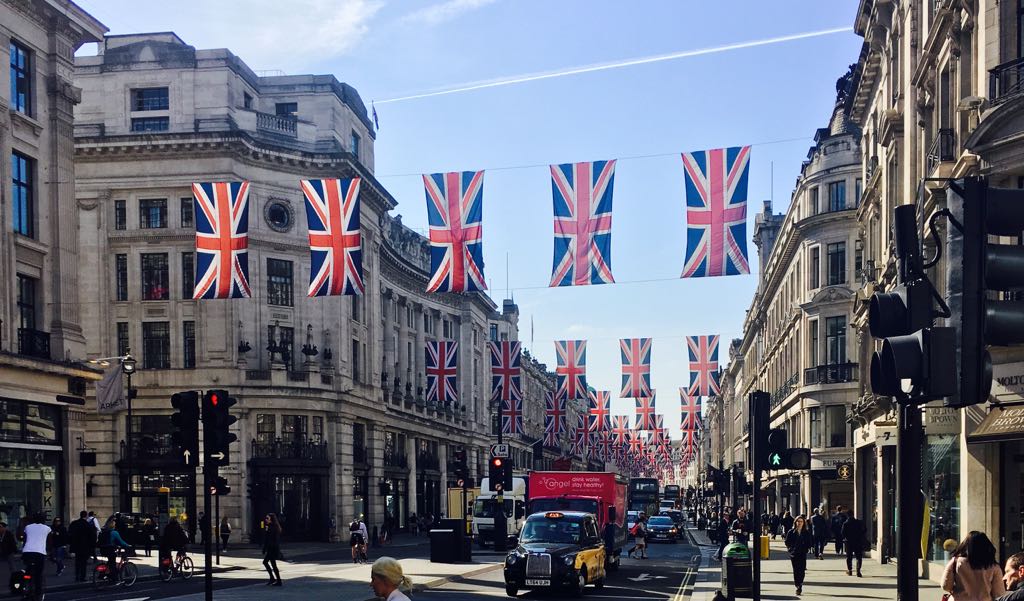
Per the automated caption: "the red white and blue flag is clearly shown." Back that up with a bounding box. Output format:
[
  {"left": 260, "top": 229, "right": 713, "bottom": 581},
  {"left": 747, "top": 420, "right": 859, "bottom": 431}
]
[
  {"left": 612, "top": 416, "right": 630, "bottom": 446},
  {"left": 687, "top": 335, "right": 721, "bottom": 396},
  {"left": 192, "top": 182, "right": 251, "bottom": 299},
  {"left": 550, "top": 160, "right": 616, "bottom": 286},
  {"left": 544, "top": 391, "right": 566, "bottom": 447},
  {"left": 680, "top": 146, "right": 751, "bottom": 278},
  {"left": 502, "top": 395, "right": 524, "bottom": 435},
  {"left": 300, "top": 178, "right": 364, "bottom": 297},
  {"left": 425, "top": 340, "right": 458, "bottom": 404},
  {"left": 555, "top": 340, "right": 587, "bottom": 401},
  {"left": 620, "top": 337, "right": 653, "bottom": 398},
  {"left": 570, "top": 426, "right": 586, "bottom": 457},
  {"left": 680, "top": 387, "right": 703, "bottom": 431},
  {"left": 489, "top": 341, "right": 522, "bottom": 403},
  {"left": 651, "top": 414, "right": 666, "bottom": 444},
  {"left": 635, "top": 394, "right": 657, "bottom": 431},
  {"left": 587, "top": 390, "right": 611, "bottom": 432},
  {"left": 423, "top": 171, "right": 486, "bottom": 293}
]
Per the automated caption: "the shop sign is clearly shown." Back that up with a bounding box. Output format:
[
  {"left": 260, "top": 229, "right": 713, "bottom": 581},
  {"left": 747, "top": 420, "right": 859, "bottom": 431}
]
[
  {"left": 967, "top": 405, "right": 1024, "bottom": 444},
  {"left": 925, "top": 406, "right": 960, "bottom": 436},
  {"left": 811, "top": 454, "right": 853, "bottom": 471},
  {"left": 875, "top": 425, "right": 897, "bottom": 447},
  {"left": 992, "top": 362, "right": 1024, "bottom": 402},
  {"left": 836, "top": 462, "right": 854, "bottom": 481}
]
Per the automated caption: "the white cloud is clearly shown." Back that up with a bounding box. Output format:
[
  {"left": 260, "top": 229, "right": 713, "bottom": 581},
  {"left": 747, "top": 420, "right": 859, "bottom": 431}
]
[{"left": 399, "top": 0, "right": 497, "bottom": 27}]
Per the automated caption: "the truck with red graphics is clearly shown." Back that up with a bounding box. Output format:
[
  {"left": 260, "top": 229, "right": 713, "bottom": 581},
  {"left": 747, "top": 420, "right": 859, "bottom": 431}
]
[{"left": 526, "top": 471, "right": 627, "bottom": 570}]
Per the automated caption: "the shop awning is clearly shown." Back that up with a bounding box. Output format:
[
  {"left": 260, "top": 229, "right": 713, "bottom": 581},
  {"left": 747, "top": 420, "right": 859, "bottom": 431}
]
[{"left": 967, "top": 405, "right": 1024, "bottom": 444}]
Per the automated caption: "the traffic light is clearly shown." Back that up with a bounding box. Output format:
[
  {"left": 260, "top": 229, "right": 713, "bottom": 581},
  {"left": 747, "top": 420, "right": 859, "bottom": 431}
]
[
  {"left": 210, "top": 475, "right": 230, "bottom": 496},
  {"left": 453, "top": 446, "right": 468, "bottom": 481},
  {"left": 765, "top": 429, "right": 787, "bottom": 470},
  {"left": 202, "top": 389, "right": 237, "bottom": 467},
  {"left": 947, "top": 177, "right": 1024, "bottom": 407},
  {"left": 869, "top": 204, "right": 957, "bottom": 400},
  {"left": 488, "top": 456, "right": 504, "bottom": 492},
  {"left": 170, "top": 391, "right": 200, "bottom": 467}
]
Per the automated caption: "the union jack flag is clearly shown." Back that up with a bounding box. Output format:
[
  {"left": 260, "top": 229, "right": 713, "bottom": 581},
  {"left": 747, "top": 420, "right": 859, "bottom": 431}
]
[
  {"left": 488, "top": 341, "right": 521, "bottom": 402},
  {"left": 651, "top": 414, "right": 666, "bottom": 444},
  {"left": 588, "top": 390, "right": 611, "bottom": 432},
  {"left": 192, "top": 182, "right": 251, "bottom": 299},
  {"left": 598, "top": 431, "right": 613, "bottom": 461},
  {"left": 620, "top": 338, "right": 652, "bottom": 398},
  {"left": 502, "top": 395, "right": 523, "bottom": 435},
  {"left": 300, "top": 178, "right": 364, "bottom": 297},
  {"left": 680, "top": 389, "right": 702, "bottom": 431},
  {"left": 544, "top": 391, "right": 566, "bottom": 447},
  {"left": 680, "top": 146, "right": 751, "bottom": 278},
  {"left": 550, "top": 160, "right": 616, "bottom": 286},
  {"left": 612, "top": 415, "right": 630, "bottom": 446},
  {"left": 687, "top": 335, "right": 721, "bottom": 396},
  {"left": 570, "top": 426, "right": 585, "bottom": 456},
  {"left": 628, "top": 428, "right": 644, "bottom": 454},
  {"left": 555, "top": 340, "right": 587, "bottom": 401},
  {"left": 425, "top": 340, "right": 458, "bottom": 404},
  {"left": 635, "top": 394, "right": 657, "bottom": 430},
  {"left": 423, "top": 171, "right": 486, "bottom": 293}
]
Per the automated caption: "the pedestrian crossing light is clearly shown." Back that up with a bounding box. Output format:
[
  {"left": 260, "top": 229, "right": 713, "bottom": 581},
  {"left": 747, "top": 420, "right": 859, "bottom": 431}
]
[
  {"left": 170, "top": 391, "right": 200, "bottom": 468},
  {"left": 202, "top": 389, "right": 237, "bottom": 466}
]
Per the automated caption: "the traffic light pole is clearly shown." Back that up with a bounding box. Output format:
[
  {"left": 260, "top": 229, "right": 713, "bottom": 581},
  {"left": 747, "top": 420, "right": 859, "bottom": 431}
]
[
  {"left": 494, "top": 418, "right": 507, "bottom": 553},
  {"left": 204, "top": 465, "right": 213, "bottom": 601},
  {"left": 896, "top": 398, "right": 922, "bottom": 601},
  {"left": 749, "top": 391, "right": 769, "bottom": 601}
]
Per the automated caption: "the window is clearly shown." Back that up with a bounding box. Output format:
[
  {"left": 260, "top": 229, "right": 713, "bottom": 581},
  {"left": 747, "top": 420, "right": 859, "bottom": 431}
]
[
  {"left": 351, "top": 131, "right": 360, "bottom": 157},
  {"left": 115, "top": 200, "right": 127, "bottom": 230},
  {"left": 809, "top": 187, "right": 819, "bottom": 215},
  {"left": 826, "top": 405, "right": 847, "bottom": 447},
  {"left": 12, "top": 152, "right": 33, "bottom": 237},
  {"left": 826, "top": 316, "right": 847, "bottom": 364},
  {"left": 279, "top": 326, "right": 294, "bottom": 366},
  {"left": 352, "top": 295, "right": 362, "bottom": 323},
  {"left": 0, "top": 400, "right": 59, "bottom": 444},
  {"left": 424, "top": 314, "right": 434, "bottom": 335},
  {"left": 281, "top": 415, "right": 308, "bottom": 444},
  {"left": 352, "top": 339, "right": 361, "bottom": 382},
  {"left": 473, "top": 358, "right": 479, "bottom": 386},
  {"left": 275, "top": 102, "right": 297, "bottom": 117},
  {"left": 132, "top": 87, "right": 169, "bottom": 111},
  {"left": 267, "top": 259, "right": 294, "bottom": 306},
  {"left": 117, "top": 322, "right": 130, "bottom": 357},
  {"left": 827, "top": 242, "right": 846, "bottom": 285},
  {"left": 131, "top": 117, "right": 169, "bottom": 132},
  {"left": 443, "top": 319, "right": 452, "bottom": 339},
  {"left": 312, "top": 416, "right": 324, "bottom": 443},
  {"left": 855, "top": 240, "right": 863, "bottom": 277},
  {"left": 809, "top": 247, "right": 820, "bottom": 289},
  {"left": 141, "top": 253, "right": 169, "bottom": 300},
  {"left": 809, "top": 320, "right": 819, "bottom": 366},
  {"left": 489, "top": 324, "right": 498, "bottom": 341},
  {"left": 181, "top": 252, "right": 194, "bottom": 299},
  {"left": 353, "top": 422, "right": 366, "bottom": 450},
  {"left": 139, "top": 199, "right": 167, "bottom": 228},
  {"left": 407, "top": 305, "right": 414, "bottom": 328},
  {"left": 183, "top": 321, "right": 196, "bottom": 368},
  {"left": 142, "top": 322, "right": 171, "bottom": 369},
  {"left": 828, "top": 181, "right": 846, "bottom": 211},
  {"left": 809, "top": 407, "right": 822, "bottom": 448},
  {"left": 180, "top": 198, "right": 193, "bottom": 228},
  {"left": 855, "top": 179, "right": 862, "bottom": 207},
  {"left": 243, "top": 92, "right": 253, "bottom": 109},
  {"left": 16, "top": 275, "right": 36, "bottom": 331},
  {"left": 115, "top": 254, "right": 128, "bottom": 301},
  {"left": 9, "top": 41, "right": 31, "bottom": 115},
  {"left": 256, "top": 414, "right": 276, "bottom": 444}
]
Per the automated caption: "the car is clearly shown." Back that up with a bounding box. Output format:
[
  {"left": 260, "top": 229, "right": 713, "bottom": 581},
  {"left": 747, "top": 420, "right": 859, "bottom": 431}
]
[
  {"left": 626, "top": 510, "right": 640, "bottom": 537},
  {"left": 503, "top": 511, "right": 607, "bottom": 598},
  {"left": 660, "top": 510, "right": 685, "bottom": 529},
  {"left": 645, "top": 515, "right": 680, "bottom": 543}
]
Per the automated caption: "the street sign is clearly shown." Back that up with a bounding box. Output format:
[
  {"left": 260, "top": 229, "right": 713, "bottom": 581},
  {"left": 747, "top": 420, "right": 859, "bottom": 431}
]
[{"left": 490, "top": 443, "right": 509, "bottom": 458}]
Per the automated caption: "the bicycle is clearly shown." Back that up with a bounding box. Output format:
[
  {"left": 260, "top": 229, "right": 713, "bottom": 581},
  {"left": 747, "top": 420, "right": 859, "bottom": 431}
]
[
  {"left": 92, "top": 548, "right": 138, "bottom": 589},
  {"left": 16, "top": 553, "right": 46, "bottom": 601},
  {"left": 160, "top": 552, "right": 194, "bottom": 582}
]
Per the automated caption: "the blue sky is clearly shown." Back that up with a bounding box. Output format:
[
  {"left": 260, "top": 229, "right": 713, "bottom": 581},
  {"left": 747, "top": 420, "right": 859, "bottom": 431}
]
[{"left": 76, "top": 0, "right": 864, "bottom": 440}]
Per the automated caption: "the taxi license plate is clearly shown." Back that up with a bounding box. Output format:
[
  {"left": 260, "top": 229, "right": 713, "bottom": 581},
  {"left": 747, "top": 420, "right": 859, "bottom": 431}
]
[{"left": 525, "top": 579, "right": 550, "bottom": 586}]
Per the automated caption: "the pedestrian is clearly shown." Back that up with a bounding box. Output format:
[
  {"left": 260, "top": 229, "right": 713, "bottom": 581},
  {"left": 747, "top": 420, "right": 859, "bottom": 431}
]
[
  {"left": 21, "top": 513, "right": 52, "bottom": 597},
  {"left": 198, "top": 511, "right": 209, "bottom": 546},
  {"left": 369, "top": 556, "right": 413, "bottom": 601},
  {"left": 781, "top": 510, "right": 794, "bottom": 535},
  {"left": 262, "top": 513, "right": 283, "bottom": 586},
  {"left": 0, "top": 522, "right": 16, "bottom": 572},
  {"left": 350, "top": 519, "right": 366, "bottom": 563},
  {"left": 408, "top": 513, "right": 418, "bottom": 536},
  {"left": 730, "top": 508, "right": 752, "bottom": 547},
  {"left": 143, "top": 517, "right": 158, "bottom": 557},
  {"left": 810, "top": 508, "right": 829, "bottom": 559},
  {"left": 831, "top": 506, "right": 847, "bottom": 556},
  {"left": 628, "top": 513, "right": 648, "bottom": 559},
  {"left": 50, "top": 516, "right": 68, "bottom": 576},
  {"left": 713, "top": 510, "right": 730, "bottom": 560},
  {"left": 760, "top": 510, "right": 770, "bottom": 536},
  {"left": 68, "top": 511, "right": 93, "bottom": 582},
  {"left": 785, "top": 514, "right": 813, "bottom": 596},
  {"left": 220, "top": 517, "right": 231, "bottom": 552},
  {"left": 87, "top": 511, "right": 101, "bottom": 560},
  {"left": 769, "top": 513, "right": 781, "bottom": 540},
  {"left": 997, "top": 551, "right": 1024, "bottom": 600},
  {"left": 841, "top": 507, "right": 867, "bottom": 577},
  {"left": 158, "top": 519, "right": 188, "bottom": 566},
  {"left": 942, "top": 531, "right": 1005, "bottom": 601}
]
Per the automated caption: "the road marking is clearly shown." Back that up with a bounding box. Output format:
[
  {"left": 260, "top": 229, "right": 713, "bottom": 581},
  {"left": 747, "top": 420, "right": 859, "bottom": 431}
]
[{"left": 628, "top": 572, "right": 669, "bottom": 582}]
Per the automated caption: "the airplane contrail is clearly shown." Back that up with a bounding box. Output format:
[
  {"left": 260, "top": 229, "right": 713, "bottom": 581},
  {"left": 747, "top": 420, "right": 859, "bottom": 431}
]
[{"left": 375, "top": 26, "right": 852, "bottom": 104}]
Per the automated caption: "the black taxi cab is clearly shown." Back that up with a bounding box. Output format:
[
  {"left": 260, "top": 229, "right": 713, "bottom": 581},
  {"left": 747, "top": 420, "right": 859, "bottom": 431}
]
[{"left": 503, "top": 511, "right": 606, "bottom": 597}]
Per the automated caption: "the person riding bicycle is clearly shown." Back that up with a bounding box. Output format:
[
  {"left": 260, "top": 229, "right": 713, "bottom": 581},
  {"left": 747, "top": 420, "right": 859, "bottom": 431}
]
[
  {"left": 98, "top": 520, "right": 130, "bottom": 577},
  {"left": 159, "top": 519, "right": 188, "bottom": 564},
  {"left": 21, "top": 513, "right": 52, "bottom": 598}
]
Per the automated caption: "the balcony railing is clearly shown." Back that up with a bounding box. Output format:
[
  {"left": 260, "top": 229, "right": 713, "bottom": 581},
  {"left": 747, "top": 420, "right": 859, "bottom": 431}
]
[
  {"left": 384, "top": 452, "right": 408, "bottom": 469},
  {"left": 256, "top": 111, "right": 297, "bottom": 136},
  {"left": 770, "top": 373, "right": 799, "bottom": 408},
  {"left": 926, "top": 128, "right": 956, "bottom": 173},
  {"left": 251, "top": 438, "right": 328, "bottom": 461},
  {"left": 120, "top": 436, "right": 174, "bottom": 461},
  {"left": 990, "top": 57, "right": 1024, "bottom": 105},
  {"left": 417, "top": 453, "right": 440, "bottom": 470},
  {"left": 17, "top": 328, "right": 51, "bottom": 360},
  {"left": 804, "top": 362, "right": 859, "bottom": 385}
]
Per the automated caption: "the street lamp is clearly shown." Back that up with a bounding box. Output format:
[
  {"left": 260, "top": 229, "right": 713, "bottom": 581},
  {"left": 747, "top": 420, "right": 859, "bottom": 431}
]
[{"left": 121, "top": 353, "right": 137, "bottom": 512}]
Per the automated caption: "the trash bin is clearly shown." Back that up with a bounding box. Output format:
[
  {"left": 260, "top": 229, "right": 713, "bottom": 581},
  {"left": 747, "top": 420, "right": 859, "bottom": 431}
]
[
  {"left": 720, "top": 542, "right": 752, "bottom": 599},
  {"left": 759, "top": 535, "right": 770, "bottom": 559},
  {"left": 429, "top": 529, "right": 456, "bottom": 563}
]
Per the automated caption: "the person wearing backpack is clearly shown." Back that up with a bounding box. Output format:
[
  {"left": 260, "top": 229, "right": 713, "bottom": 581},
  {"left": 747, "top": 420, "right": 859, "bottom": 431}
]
[{"left": 98, "top": 519, "right": 130, "bottom": 577}]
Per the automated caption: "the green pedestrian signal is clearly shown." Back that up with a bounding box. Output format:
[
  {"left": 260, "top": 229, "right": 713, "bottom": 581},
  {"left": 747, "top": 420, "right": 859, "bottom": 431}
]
[{"left": 770, "top": 453, "right": 782, "bottom": 467}]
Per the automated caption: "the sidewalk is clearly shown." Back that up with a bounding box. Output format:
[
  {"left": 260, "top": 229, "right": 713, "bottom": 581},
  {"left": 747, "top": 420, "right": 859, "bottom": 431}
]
[{"left": 687, "top": 528, "right": 944, "bottom": 600}]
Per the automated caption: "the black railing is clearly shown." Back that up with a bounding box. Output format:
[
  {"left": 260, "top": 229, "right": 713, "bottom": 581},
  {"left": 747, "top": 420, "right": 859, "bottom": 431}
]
[
  {"left": 17, "top": 328, "right": 50, "bottom": 360},
  {"left": 990, "top": 57, "right": 1024, "bottom": 105},
  {"left": 251, "top": 438, "right": 328, "bottom": 461},
  {"left": 418, "top": 453, "right": 440, "bottom": 470},
  {"left": 121, "top": 437, "right": 174, "bottom": 461},
  {"left": 770, "top": 373, "right": 799, "bottom": 408},
  {"left": 804, "top": 362, "right": 859, "bottom": 385},
  {"left": 353, "top": 445, "right": 368, "bottom": 464},
  {"left": 926, "top": 128, "right": 956, "bottom": 173},
  {"left": 384, "top": 452, "right": 408, "bottom": 468}
]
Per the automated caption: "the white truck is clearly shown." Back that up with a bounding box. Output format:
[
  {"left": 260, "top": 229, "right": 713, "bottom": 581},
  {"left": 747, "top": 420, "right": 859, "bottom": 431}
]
[{"left": 472, "top": 476, "right": 528, "bottom": 547}]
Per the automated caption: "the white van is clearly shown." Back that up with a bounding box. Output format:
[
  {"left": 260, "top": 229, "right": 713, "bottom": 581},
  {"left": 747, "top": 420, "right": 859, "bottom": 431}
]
[{"left": 472, "top": 476, "right": 527, "bottom": 547}]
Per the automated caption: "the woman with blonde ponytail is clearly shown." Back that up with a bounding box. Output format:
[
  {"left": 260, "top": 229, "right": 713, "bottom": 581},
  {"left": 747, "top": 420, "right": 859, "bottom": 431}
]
[{"left": 369, "top": 556, "right": 413, "bottom": 601}]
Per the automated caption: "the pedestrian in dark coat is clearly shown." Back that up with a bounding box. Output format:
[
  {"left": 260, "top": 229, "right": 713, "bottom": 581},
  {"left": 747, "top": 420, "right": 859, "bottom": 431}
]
[
  {"left": 810, "top": 509, "right": 829, "bottom": 559},
  {"left": 830, "top": 506, "right": 847, "bottom": 555},
  {"left": 841, "top": 508, "right": 868, "bottom": 577},
  {"left": 785, "top": 515, "right": 813, "bottom": 596},
  {"left": 713, "top": 511, "right": 730, "bottom": 561},
  {"left": 769, "top": 513, "right": 781, "bottom": 540},
  {"left": 262, "top": 513, "right": 283, "bottom": 586},
  {"left": 781, "top": 511, "right": 794, "bottom": 534},
  {"left": 68, "top": 512, "right": 94, "bottom": 582}
]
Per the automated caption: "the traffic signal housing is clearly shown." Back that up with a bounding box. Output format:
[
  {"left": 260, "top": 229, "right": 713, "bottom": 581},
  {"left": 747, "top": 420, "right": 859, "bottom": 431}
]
[
  {"left": 202, "top": 389, "right": 237, "bottom": 467},
  {"left": 210, "top": 475, "right": 230, "bottom": 496},
  {"left": 170, "top": 391, "right": 200, "bottom": 467},
  {"left": 765, "top": 429, "right": 787, "bottom": 470},
  {"left": 488, "top": 456, "right": 509, "bottom": 492},
  {"left": 453, "top": 446, "right": 468, "bottom": 481}
]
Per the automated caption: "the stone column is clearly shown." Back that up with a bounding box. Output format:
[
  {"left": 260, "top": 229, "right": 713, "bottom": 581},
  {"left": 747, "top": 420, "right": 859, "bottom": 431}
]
[
  {"left": 397, "top": 296, "right": 409, "bottom": 392},
  {"left": 370, "top": 423, "right": 385, "bottom": 533},
  {"left": 413, "top": 304, "right": 426, "bottom": 398},
  {"left": 407, "top": 435, "right": 418, "bottom": 525},
  {"left": 335, "top": 416, "right": 354, "bottom": 527}
]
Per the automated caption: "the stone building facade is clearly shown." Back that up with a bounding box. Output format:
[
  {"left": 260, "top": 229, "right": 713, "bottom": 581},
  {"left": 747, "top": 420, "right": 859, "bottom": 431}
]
[
  {"left": 0, "top": 0, "right": 106, "bottom": 526},
  {"left": 72, "top": 33, "right": 553, "bottom": 542}
]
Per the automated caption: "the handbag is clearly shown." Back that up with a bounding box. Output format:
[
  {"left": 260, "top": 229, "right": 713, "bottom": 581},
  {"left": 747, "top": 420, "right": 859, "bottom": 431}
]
[{"left": 942, "top": 558, "right": 959, "bottom": 601}]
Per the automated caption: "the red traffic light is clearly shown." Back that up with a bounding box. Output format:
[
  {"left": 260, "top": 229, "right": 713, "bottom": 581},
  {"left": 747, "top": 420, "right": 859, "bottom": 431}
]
[
  {"left": 492, "top": 458, "right": 503, "bottom": 468},
  {"left": 210, "top": 393, "right": 219, "bottom": 406}
]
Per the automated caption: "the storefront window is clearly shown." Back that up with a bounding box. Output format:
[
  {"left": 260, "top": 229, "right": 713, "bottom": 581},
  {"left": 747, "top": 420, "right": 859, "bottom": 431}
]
[
  {"left": 353, "top": 474, "right": 368, "bottom": 521},
  {"left": 0, "top": 448, "right": 61, "bottom": 523},
  {"left": 0, "top": 400, "right": 60, "bottom": 444},
  {"left": 384, "top": 478, "right": 407, "bottom": 531},
  {"left": 923, "top": 433, "right": 960, "bottom": 563}
]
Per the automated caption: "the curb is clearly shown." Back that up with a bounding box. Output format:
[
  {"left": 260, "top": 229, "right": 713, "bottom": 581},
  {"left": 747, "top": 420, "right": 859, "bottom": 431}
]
[
  {"left": 37, "top": 564, "right": 244, "bottom": 594},
  {"left": 360, "top": 562, "right": 502, "bottom": 601}
]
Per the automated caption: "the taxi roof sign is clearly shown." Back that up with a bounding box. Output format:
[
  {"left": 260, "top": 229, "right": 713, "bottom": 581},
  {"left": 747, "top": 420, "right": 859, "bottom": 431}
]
[{"left": 544, "top": 512, "right": 564, "bottom": 519}]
